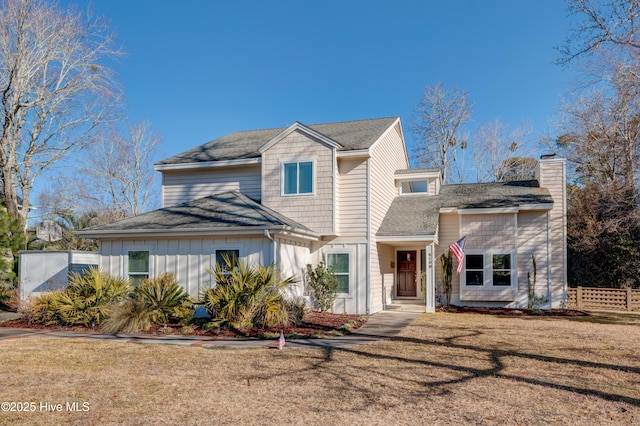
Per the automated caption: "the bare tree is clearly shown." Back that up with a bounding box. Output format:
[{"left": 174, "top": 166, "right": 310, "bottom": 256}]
[
  {"left": 465, "top": 120, "right": 533, "bottom": 183},
  {"left": 411, "top": 82, "right": 473, "bottom": 184},
  {"left": 0, "top": 0, "right": 122, "bottom": 225},
  {"left": 85, "top": 122, "right": 161, "bottom": 216},
  {"left": 561, "top": 0, "right": 640, "bottom": 62},
  {"left": 40, "top": 121, "right": 162, "bottom": 218}
]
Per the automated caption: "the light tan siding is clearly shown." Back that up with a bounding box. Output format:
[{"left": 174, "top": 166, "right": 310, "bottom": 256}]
[
  {"left": 337, "top": 158, "right": 368, "bottom": 237},
  {"left": 261, "top": 130, "right": 335, "bottom": 234},
  {"left": 537, "top": 158, "right": 567, "bottom": 307},
  {"left": 435, "top": 212, "right": 460, "bottom": 303},
  {"left": 462, "top": 214, "right": 516, "bottom": 249},
  {"left": 161, "top": 165, "right": 261, "bottom": 207},
  {"left": 369, "top": 121, "right": 409, "bottom": 310},
  {"left": 97, "top": 236, "right": 273, "bottom": 297},
  {"left": 375, "top": 243, "right": 395, "bottom": 307},
  {"left": 516, "top": 211, "right": 550, "bottom": 307},
  {"left": 459, "top": 213, "right": 518, "bottom": 302}
]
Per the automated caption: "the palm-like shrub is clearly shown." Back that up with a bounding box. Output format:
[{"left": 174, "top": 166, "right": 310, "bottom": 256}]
[
  {"left": 27, "top": 291, "right": 65, "bottom": 325},
  {"left": 202, "top": 255, "right": 297, "bottom": 329},
  {"left": 134, "top": 274, "right": 192, "bottom": 323},
  {"left": 99, "top": 298, "right": 152, "bottom": 334},
  {"left": 58, "top": 267, "right": 131, "bottom": 326},
  {"left": 101, "top": 274, "right": 193, "bottom": 334}
]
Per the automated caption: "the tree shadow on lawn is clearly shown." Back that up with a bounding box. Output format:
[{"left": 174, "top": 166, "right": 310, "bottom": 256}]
[
  {"left": 254, "top": 328, "right": 640, "bottom": 412},
  {"left": 339, "top": 331, "right": 640, "bottom": 407}
]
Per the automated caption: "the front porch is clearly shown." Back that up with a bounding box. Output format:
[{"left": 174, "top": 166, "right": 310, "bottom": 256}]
[{"left": 376, "top": 239, "right": 438, "bottom": 313}]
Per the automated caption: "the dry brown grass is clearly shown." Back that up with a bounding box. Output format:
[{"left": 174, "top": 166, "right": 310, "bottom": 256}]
[{"left": 1, "top": 311, "right": 639, "bottom": 425}]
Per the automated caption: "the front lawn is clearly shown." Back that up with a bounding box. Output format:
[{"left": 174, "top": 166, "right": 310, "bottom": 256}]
[{"left": 1, "top": 311, "right": 638, "bottom": 425}]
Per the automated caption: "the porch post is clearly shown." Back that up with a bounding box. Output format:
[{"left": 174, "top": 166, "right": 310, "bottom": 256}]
[{"left": 426, "top": 242, "right": 436, "bottom": 313}]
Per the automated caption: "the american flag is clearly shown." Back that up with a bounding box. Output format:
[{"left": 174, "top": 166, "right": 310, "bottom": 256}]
[{"left": 449, "top": 236, "right": 466, "bottom": 274}]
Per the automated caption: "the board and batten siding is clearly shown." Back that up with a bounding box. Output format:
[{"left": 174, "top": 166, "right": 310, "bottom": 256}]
[
  {"left": 161, "top": 164, "right": 262, "bottom": 207},
  {"left": 261, "top": 130, "right": 335, "bottom": 235},
  {"left": 275, "top": 236, "right": 311, "bottom": 297},
  {"left": 337, "top": 158, "right": 368, "bottom": 237},
  {"left": 98, "top": 236, "right": 273, "bottom": 297},
  {"left": 369, "top": 121, "right": 410, "bottom": 312}
]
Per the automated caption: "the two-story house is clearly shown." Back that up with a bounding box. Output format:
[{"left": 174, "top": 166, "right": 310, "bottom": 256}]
[{"left": 78, "top": 117, "right": 567, "bottom": 314}]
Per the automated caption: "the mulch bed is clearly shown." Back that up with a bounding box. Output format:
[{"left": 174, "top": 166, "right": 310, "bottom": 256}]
[
  {"left": 437, "top": 305, "right": 589, "bottom": 316},
  {"left": 0, "top": 311, "right": 368, "bottom": 339}
]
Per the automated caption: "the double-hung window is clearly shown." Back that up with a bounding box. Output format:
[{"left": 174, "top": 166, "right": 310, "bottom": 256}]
[
  {"left": 465, "top": 254, "right": 484, "bottom": 286},
  {"left": 282, "top": 161, "right": 313, "bottom": 195},
  {"left": 463, "top": 251, "right": 514, "bottom": 288},
  {"left": 128, "top": 251, "right": 149, "bottom": 286},
  {"left": 492, "top": 254, "right": 512, "bottom": 286},
  {"left": 327, "top": 253, "right": 350, "bottom": 294}
]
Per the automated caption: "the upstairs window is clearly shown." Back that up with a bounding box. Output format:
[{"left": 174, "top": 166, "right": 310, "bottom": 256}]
[
  {"left": 128, "top": 251, "right": 149, "bottom": 286},
  {"left": 283, "top": 161, "right": 313, "bottom": 195},
  {"left": 400, "top": 179, "right": 429, "bottom": 194}
]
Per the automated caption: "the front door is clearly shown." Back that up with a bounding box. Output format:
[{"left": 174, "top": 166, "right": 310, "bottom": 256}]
[{"left": 397, "top": 250, "right": 417, "bottom": 297}]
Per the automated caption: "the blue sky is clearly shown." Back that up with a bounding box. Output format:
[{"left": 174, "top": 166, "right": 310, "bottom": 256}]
[{"left": 87, "top": 0, "right": 576, "bottom": 162}]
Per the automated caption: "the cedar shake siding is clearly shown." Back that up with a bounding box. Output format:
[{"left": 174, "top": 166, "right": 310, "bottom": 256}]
[{"left": 261, "top": 130, "right": 335, "bottom": 235}]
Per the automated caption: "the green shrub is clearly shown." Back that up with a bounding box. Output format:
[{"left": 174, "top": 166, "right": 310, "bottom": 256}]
[
  {"left": 284, "top": 296, "right": 307, "bottom": 326},
  {"left": 100, "top": 298, "right": 152, "bottom": 334},
  {"left": 134, "top": 274, "right": 192, "bottom": 323},
  {"left": 27, "top": 291, "right": 66, "bottom": 325},
  {"left": 201, "top": 255, "right": 297, "bottom": 329},
  {"left": 0, "top": 282, "right": 16, "bottom": 307},
  {"left": 305, "top": 260, "right": 338, "bottom": 312},
  {"left": 101, "top": 274, "right": 193, "bottom": 334},
  {"left": 28, "top": 267, "right": 131, "bottom": 327}
]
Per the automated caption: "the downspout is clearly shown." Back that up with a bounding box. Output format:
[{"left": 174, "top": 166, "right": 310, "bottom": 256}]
[
  {"left": 546, "top": 211, "right": 552, "bottom": 308},
  {"left": 264, "top": 229, "right": 276, "bottom": 265},
  {"left": 366, "top": 158, "right": 371, "bottom": 315}
]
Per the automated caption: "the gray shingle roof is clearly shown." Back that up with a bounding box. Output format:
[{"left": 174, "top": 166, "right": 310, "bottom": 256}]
[
  {"left": 78, "top": 191, "right": 313, "bottom": 234},
  {"left": 158, "top": 117, "right": 399, "bottom": 165},
  {"left": 377, "top": 180, "right": 553, "bottom": 237}
]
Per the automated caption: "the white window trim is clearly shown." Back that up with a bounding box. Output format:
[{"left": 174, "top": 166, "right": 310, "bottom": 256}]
[
  {"left": 325, "top": 248, "right": 355, "bottom": 297},
  {"left": 460, "top": 249, "right": 516, "bottom": 289},
  {"left": 280, "top": 158, "right": 316, "bottom": 197},
  {"left": 125, "top": 244, "right": 155, "bottom": 284},
  {"left": 398, "top": 178, "right": 430, "bottom": 195},
  {"left": 212, "top": 244, "right": 245, "bottom": 269}
]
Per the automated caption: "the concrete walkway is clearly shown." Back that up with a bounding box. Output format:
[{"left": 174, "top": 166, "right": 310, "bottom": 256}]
[{"left": 0, "top": 310, "right": 421, "bottom": 350}]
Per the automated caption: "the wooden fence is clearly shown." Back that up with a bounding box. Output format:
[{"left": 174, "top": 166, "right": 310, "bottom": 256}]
[{"left": 567, "top": 286, "right": 640, "bottom": 311}]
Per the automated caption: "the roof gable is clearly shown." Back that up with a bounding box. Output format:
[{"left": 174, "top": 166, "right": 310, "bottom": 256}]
[{"left": 258, "top": 122, "right": 342, "bottom": 153}]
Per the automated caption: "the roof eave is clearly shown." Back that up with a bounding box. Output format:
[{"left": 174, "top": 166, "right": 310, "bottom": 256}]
[
  {"left": 76, "top": 225, "right": 320, "bottom": 241},
  {"left": 376, "top": 234, "right": 436, "bottom": 243},
  {"left": 154, "top": 157, "right": 261, "bottom": 171}
]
